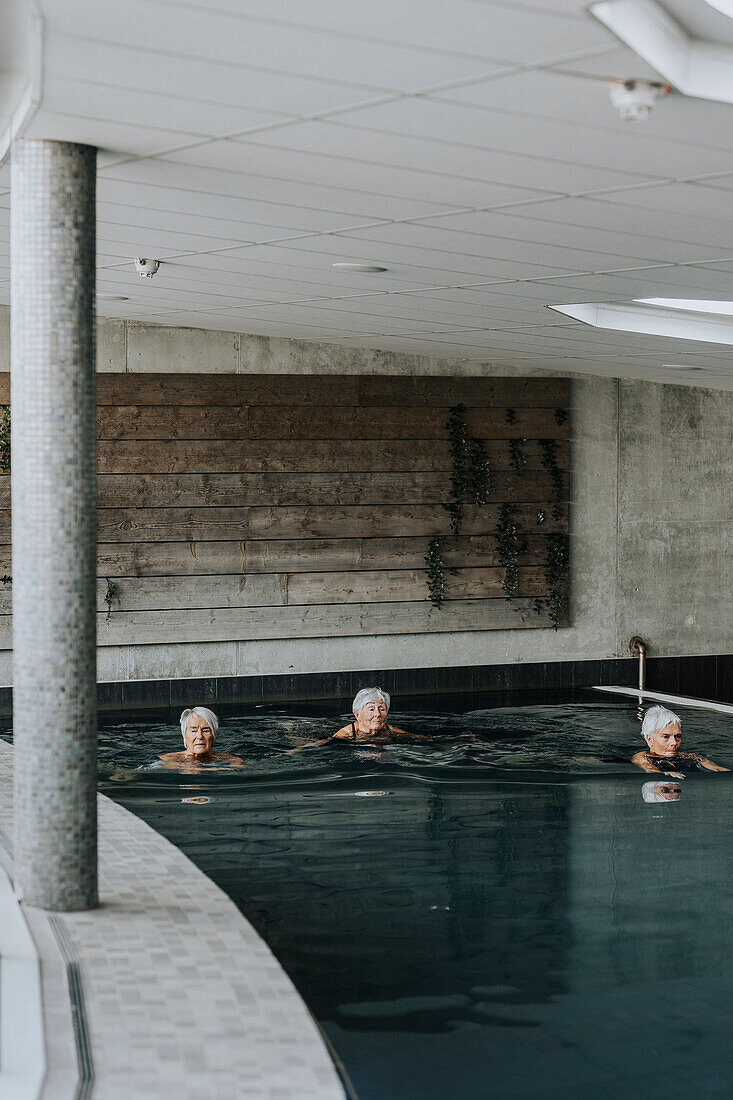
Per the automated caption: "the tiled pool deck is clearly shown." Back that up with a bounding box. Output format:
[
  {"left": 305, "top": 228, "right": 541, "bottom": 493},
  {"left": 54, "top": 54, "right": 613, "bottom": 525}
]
[{"left": 0, "top": 740, "right": 345, "bottom": 1099}]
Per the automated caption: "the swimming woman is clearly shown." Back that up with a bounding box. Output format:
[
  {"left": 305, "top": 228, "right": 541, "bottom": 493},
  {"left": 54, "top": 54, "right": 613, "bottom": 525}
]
[
  {"left": 290, "top": 687, "right": 410, "bottom": 752},
  {"left": 631, "top": 705, "right": 728, "bottom": 778},
  {"left": 159, "top": 707, "right": 245, "bottom": 770}
]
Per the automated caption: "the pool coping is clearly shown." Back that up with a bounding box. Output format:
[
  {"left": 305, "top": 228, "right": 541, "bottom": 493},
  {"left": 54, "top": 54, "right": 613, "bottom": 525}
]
[{"left": 0, "top": 740, "right": 345, "bottom": 1099}]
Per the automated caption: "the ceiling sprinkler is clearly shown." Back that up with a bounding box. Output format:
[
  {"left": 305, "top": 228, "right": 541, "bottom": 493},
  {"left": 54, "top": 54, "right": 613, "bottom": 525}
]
[
  {"left": 134, "top": 258, "right": 160, "bottom": 278},
  {"left": 608, "top": 79, "right": 671, "bottom": 122}
]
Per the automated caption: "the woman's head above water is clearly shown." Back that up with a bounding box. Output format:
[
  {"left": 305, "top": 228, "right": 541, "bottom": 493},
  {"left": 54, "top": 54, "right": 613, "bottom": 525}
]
[
  {"left": 641, "top": 706, "right": 682, "bottom": 756},
  {"left": 180, "top": 707, "right": 218, "bottom": 758},
  {"left": 352, "top": 687, "right": 391, "bottom": 732}
]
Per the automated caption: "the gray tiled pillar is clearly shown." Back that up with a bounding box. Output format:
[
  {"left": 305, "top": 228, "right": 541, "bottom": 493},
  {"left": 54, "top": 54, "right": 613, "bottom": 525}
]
[{"left": 11, "top": 140, "right": 98, "bottom": 910}]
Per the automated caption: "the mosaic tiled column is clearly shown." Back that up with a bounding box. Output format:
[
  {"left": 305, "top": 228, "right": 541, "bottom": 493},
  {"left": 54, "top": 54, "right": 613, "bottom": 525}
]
[{"left": 11, "top": 140, "right": 98, "bottom": 910}]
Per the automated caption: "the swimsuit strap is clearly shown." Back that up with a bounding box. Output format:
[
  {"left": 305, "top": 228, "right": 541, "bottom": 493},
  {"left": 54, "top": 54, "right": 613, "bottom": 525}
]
[{"left": 350, "top": 721, "right": 357, "bottom": 740}]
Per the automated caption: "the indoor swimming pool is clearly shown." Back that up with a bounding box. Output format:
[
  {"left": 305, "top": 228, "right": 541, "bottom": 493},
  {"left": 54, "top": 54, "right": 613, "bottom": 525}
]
[{"left": 31, "top": 694, "right": 733, "bottom": 1097}]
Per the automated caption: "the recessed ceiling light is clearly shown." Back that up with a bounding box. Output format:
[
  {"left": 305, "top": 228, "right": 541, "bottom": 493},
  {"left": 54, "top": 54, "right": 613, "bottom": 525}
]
[
  {"left": 97, "top": 294, "right": 129, "bottom": 301},
  {"left": 332, "top": 263, "right": 388, "bottom": 273}
]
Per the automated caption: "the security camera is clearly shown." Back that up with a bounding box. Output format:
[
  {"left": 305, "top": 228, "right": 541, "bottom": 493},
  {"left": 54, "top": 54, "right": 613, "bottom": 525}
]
[
  {"left": 134, "top": 258, "right": 160, "bottom": 278},
  {"left": 609, "top": 79, "right": 670, "bottom": 123}
]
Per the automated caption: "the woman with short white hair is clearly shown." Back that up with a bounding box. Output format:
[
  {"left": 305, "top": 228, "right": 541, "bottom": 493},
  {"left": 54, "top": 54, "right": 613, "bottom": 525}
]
[
  {"left": 289, "top": 686, "right": 409, "bottom": 753},
  {"left": 631, "top": 705, "right": 728, "bottom": 777},
  {"left": 159, "top": 706, "right": 245, "bottom": 769},
  {"left": 331, "top": 687, "right": 408, "bottom": 743}
]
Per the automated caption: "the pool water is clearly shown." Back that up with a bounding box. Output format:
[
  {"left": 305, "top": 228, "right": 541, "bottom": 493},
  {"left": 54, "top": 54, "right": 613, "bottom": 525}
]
[{"left": 86, "top": 696, "right": 733, "bottom": 1096}]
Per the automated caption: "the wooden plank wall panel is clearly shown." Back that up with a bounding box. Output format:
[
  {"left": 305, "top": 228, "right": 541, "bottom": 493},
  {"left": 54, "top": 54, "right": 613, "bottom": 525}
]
[{"left": 0, "top": 374, "right": 570, "bottom": 645}]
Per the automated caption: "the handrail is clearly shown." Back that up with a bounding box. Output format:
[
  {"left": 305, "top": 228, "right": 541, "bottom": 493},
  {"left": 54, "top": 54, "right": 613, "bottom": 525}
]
[{"left": 628, "top": 635, "right": 647, "bottom": 692}]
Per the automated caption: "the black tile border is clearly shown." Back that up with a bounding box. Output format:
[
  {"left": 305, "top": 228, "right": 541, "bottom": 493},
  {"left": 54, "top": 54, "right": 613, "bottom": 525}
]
[{"left": 0, "top": 654, "right": 731, "bottom": 717}]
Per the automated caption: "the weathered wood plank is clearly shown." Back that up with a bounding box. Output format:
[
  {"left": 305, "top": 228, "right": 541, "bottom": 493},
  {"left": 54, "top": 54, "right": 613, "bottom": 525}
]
[
  {"left": 95, "top": 573, "right": 285, "bottom": 613},
  {"left": 286, "top": 567, "right": 546, "bottom": 605},
  {"left": 98, "top": 535, "right": 552, "bottom": 576},
  {"left": 95, "top": 539, "right": 357, "bottom": 576},
  {"left": 95, "top": 405, "right": 568, "bottom": 443},
  {"left": 357, "top": 376, "right": 569, "bottom": 409},
  {"left": 93, "top": 597, "right": 557, "bottom": 645},
  {"left": 0, "top": 535, "right": 554, "bottom": 577},
  {"left": 18, "top": 566, "right": 543, "bottom": 616},
  {"left": 244, "top": 406, "right": 568, "bottom": 440},
  {"left": 98, "top": 406, "right": 250, "bottom": 440},
  {"left": 91, "top": 467, "right": 567, "bottom": 509},
  {"left": 0, "top": 373, "right": 565, "bottom": 408},
  {"left": 246, "top": 503, "right": 567, "bottom": 540},
  {"left": 0, "top": 504, "right": 567, "bottom": 544},
  {"left": 96, "top": 439, "right": 454, "bottom": 474},
  {"left": 95, "top": 435, "right": 570, "bottom": 476},
  {"left": 94, "top": 437, "right": 568, "bottom": 476}
]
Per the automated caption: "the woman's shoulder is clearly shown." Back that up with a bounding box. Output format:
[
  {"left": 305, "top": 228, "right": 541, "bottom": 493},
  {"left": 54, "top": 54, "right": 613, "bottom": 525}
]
[
  {"left": 631, "top": 750, "right": 650, "bottom": 763},
  {"left": 333, "top": 725, "right": 353, "bottom": 739}
]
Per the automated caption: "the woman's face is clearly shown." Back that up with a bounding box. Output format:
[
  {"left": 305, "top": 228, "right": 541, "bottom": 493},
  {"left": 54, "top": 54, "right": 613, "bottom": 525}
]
[
  {"left": 646, "top": 721, "right": 682, "bottom": 756},
  {"left": 356, "top": 700, "right": 389, "bottom": 731},
  {"left": 183, "top": 714, "right": 215, "bottom": 757}
]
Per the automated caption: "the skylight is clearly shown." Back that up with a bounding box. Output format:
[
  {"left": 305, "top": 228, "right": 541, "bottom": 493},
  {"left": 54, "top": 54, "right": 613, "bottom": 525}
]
[{"left": 550, "top": 299, "right": 733, "bottom": 345}]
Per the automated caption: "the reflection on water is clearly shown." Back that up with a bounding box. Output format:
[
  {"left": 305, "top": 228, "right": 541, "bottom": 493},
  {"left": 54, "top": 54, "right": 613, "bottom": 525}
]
[{"left": 83, "top": 697, "right": 733, "bottom": 1097}]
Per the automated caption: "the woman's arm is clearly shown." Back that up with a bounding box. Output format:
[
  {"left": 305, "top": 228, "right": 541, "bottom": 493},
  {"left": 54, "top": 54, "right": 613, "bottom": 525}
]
[
  {"left": 697, "top": 755, "right": 730, "bottom": 772},
  {"left": 631, "top": 751, "right": 660, "bottom": 773}
]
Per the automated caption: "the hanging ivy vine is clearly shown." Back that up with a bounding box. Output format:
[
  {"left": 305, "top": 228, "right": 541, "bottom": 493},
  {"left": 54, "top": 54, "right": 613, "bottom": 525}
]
[
  {"left": 534, "top": 532, "right": 569, "bottom": 629},
  {"left": 496, "top": 503, "right": 528, "bottom": 599},
  {"left": 442, "top": 404, "right": 492, "bottom": 535},
  {"left": 509, "top": 437, "right": 527, "bottom": 477},
  {"left": 104, "top": 578, "right": 117, "bottom": 622},
  {"left": 0, "top": 406, "right": 10, "bottom": 473},
  {"left": 425, "top": 537, "right": 457, "bottom": 608},
  {"left": 539, "top": 438, "right": 564, "bottom": 521},
  {"left": 467, "top": 437, "right": 491, "bottom": 505},
  {"left": 423, "top": 397, "right": 569, "bottom": 624},
  {"left": 444, "top": 405, "right": 469, "bottom": 535}
]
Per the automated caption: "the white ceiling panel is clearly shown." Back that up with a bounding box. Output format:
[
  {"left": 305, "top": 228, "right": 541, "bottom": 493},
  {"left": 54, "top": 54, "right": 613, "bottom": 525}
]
[
  {"left": 97, "top": 178, "right": 353, "bottom": 234},
  {"left": 422, "top": 209, "right": 733, "bottom": 264},
  {"left": 42, "top": 77, "right": 290, "bottom": 139},
  {"left": 42, "top": 39, "right": 379, "bottom": 114},
  {"left": 328, "top": 99, "right": 733, "bottom": 178},
  {"left": 239, "top": 119, "right": 649, "bottom": 193},
  {"left": 501, "top": 196, "right": 733, "bottom": 251},
  {"left": 342, "top": 220, "right": 717, "bottom": 271},
  {"left": 108, "top": 154, "right": 458, "bottom": 222},
  {"left": 43, "top": 1, "right": 496, "bottom": 92},
  {"left": 164, "top": 0, "right": 604, "bottom": 62}
]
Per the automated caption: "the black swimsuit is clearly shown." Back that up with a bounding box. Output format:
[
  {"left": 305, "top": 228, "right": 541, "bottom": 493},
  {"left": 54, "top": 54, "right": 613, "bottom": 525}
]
[
  {"left": 648, "top": 754, "right": 704, "bottom": 774},
  {"left": 327, "top": 721, "right": 394, "bottom": 747}
]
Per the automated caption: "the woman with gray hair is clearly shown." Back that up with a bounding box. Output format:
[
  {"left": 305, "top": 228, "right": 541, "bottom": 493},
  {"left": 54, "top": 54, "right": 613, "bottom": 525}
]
[
  {"left": 331, "top": 687, "right": 408, "bottom": 743},
  {"left": 289, "top": 687, "right": 409, "bottom": 752},
  {"left": 631, "top": 705, "right": 728, "bottom": 777},
  {"left": 159, "top": 706, "right": 245, "bottom": 769}
]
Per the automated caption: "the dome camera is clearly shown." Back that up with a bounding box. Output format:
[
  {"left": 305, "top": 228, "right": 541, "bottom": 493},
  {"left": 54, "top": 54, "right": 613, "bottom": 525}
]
[
  {"left": 608, "top": 79, "right": 670, "bottom": 123},
  {"left": 134, "top": 258, "right": 160, "bottom": 278}
]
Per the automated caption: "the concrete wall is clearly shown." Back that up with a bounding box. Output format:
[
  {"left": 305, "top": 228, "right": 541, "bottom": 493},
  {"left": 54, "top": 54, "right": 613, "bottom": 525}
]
[{"left": 0, "top": 307, "right": 730, "bottom": 684}]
